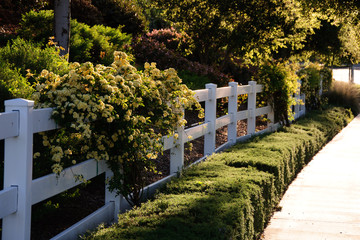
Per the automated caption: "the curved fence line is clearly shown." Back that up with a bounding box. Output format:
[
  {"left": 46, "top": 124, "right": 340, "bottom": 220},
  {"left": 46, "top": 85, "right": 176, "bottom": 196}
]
[{"left": 0, "top": 81, "right": 305, "bottom": 240}]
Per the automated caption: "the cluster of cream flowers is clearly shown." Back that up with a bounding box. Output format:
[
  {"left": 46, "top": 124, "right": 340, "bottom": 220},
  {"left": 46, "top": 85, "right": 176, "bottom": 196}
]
[{"left": 33, "top": 51, "right": 203, "bottom": 198}]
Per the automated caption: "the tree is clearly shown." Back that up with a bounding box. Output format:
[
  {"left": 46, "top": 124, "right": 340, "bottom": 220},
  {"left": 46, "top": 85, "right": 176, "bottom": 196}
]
[
  {"left": 54, "top": 0, "right": 71, "bottom": 57},
  {"left": 152, "top": 0, "right": 320, "bottom": 67},
  {"left": 300, "top": 0, "right": 360, "bottom": 65}
]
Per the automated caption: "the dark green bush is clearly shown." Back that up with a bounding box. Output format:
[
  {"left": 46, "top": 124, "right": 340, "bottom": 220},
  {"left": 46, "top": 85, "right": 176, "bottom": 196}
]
[
  {"left": 17, "top": 10, "right": 54, "bottom": 45},
  {"left": 178, "top": 70, "right": 212, "bottom": 90},
  {"left": 70, "top": 20, "right": 132, "bottom": 65},
  {"left": 71, "top": 0, "right": 104, "bottom": 26},
  {"left": 133, "top": 36, "right": 230, "bottom": 86},
  {"left": 320, "top": 66, "right": 333, "bottom": 91},
  {"left": 83, "top": 107, "right": 352, "bottom": 240},
  {"left": 0, "top": 62, "right": 34, "bottom": 111},
  {"left": 136, "top": 0, "right": 171, "bottom": 30},
  {"left": 92, "top": 0, "right": 147, "bottom": 36}
]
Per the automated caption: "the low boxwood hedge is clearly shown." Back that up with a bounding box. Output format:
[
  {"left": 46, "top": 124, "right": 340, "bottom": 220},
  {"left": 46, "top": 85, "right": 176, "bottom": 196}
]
[{"left": 83, "top": 107, "right": 353, "bottom": 240}]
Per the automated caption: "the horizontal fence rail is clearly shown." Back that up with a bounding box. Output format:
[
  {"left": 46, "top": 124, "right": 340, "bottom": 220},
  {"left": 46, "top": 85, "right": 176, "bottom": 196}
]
[
  {"left": 0, "top": 187, "right": 18, "bottom": 219},
  {"left": 32, "top": 159, "right": 108, "bottom": 205},
  {"left": 0, "top": 111, "right": 19, "bottom": 140},
  {"left": 0, "top": 81, "right": 305, "bottom": 240}
]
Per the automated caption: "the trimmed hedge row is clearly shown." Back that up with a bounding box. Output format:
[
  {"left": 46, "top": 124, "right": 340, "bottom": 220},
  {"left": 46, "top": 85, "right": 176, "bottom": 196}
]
[{"left": 84, "top": 107, "right": 353, "bottom": 240}]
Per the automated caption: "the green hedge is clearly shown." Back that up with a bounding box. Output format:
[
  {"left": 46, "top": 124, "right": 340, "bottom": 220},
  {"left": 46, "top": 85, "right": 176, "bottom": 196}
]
[{"left": 83, "top": 107, "right": 353, "bottom": 240}]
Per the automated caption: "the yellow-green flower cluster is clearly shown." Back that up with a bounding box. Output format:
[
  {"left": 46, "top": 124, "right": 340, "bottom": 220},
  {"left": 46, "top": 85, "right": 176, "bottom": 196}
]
[{"left": 33, "top": 51, "right": 203, "bottom": 199}]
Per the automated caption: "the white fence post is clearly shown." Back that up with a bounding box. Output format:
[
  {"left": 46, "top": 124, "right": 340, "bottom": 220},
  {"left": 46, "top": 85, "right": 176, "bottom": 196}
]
[
  {"left": 204, "top": 83, "right": 217, "bottom": 156},
  {"left": 268, "top": 106, "right": 275, "bottom": 130},
  {"left": 247, "top": 81, "right": 256, "bottom": 135},
  {"left": 301, "top": 93, "right": 306, "bottom": 116},
  {"left": 105, "top": 170, "right": 120, "bottom": 221},
  {"left": 294, "top": 83, "right": 300, "bottom": 120},
  {"left": 2, "top": 99, "right": 34, "bottom": 240},
  {"left": 170, "top": 112, "right": 185, "bottom": 174},
  {"left": 319, "top": 75, "right": 323, "bottom": 96},
  {"left": 228, "top": 82, "right": 238, "bottom": 144}
]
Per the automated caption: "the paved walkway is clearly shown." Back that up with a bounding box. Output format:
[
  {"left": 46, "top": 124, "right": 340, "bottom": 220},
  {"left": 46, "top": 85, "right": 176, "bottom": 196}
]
[{"left": 262, "top": 115, "right": 360, "bottom": 240}]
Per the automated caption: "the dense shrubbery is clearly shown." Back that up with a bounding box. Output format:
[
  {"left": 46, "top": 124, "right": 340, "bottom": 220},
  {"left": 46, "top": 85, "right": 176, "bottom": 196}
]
[
  {"left": 177, "top": 70, "right": 212, "bottom": 90},
  {"left": 70, "top": 20, "right": 132, "bottom": 65},
  {"left": 0, "top": 37, "right": 68, "bottom": 111},
  {"left": 33, "top": 52, "right": 203, "bottom": 206},
  {"left": 18, "top": 10, "right": 132, "bottom": 65},
  {"left": 0, "top": 62, "right": 33, "bottom": 111},
  {"left": 133, "top": 36, "right": 230, "bottom": 86},
  {"left": 83, "top": 107, "right": 352, "bottom": 240},
  {"left": 298, "top": 63, "right": 333, "bottom": 110},
  {"left": 17, "top": 9, "right": 54, "bottom": 45},
  {"left": 71, "top": 0, "right": 104, "bottom": 26},
  {"left": 92, "top": 0, "right": 147, "bottom": 36},
  {"left": 257, "top": 61, "right": 299, "bottom": 126},
  {"left": 0, "top": 37, "right": 69, "bottom": 81},
  {"left": 146, "top": 28, "right": 191, "bottom": 56}
]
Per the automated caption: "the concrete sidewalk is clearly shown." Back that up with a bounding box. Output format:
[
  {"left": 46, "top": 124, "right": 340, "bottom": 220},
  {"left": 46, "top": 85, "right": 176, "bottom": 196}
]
[{"left": 262, "top": 115, "right": 360, "bottom": 240}]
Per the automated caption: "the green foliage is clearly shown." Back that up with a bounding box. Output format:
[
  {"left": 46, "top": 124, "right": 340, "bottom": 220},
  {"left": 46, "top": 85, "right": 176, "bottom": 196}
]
[
  {"left": 146, "top": 28, "right": 192, "bottom": 56},
  {"left": 320, "top": 66, "right": 333, "bottom": 91},
  {"left": 70, "top": 20, "right": 132, "bottom": 65},
  {"left": 82, "top": 107, "right": 352, "bottom": 240},
  {"left": 297, "top": 63, "right": 333, "bottom": 110},
  {"left": 17, "top": 10, "right": 132, "bottom": 65},
  {"left": 177, "top": 71, "right": 212, "bottom": 90},
  {"left": 71, "top": 0, "right": 104, "bottom": 26},
  {"left": 324, "top": 81, "right": 360, "bottom": 115},
  {"left": 257, "top": 61, "right": 299, "bottom": 126},
  {"left": 300, "top": 1, "right": 360, "bottom": 65},
  {"left": 304, "top": 20, "right": 342, "bottom": 65},
  {"left": 17, "top": 10, "right": 54, "bottom": 45},
  {"left": 0, "top": 37, "right": 69, "bottom": 83},
  {"left": 0, "top": 62, "right": 34, "bottom": 111},
  {"left": 132, "top": 35, "right": 230, "bottom": 86},
  {"left": 136, "top": 0, "right": 171, "bottom": 30},
  {"left": 152, "top": 0, "right": 319, "bottom": 65},
  {"left": 298, "top": 63, "right": 321, "bottom": 109},
  {"left": 92, "top": 0, "right": 147, "bottom": 36}
]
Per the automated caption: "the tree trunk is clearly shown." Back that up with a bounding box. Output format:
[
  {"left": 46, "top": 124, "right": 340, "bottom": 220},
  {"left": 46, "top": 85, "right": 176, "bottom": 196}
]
[{"left": 54, "top": 0, "right": 71, "bottom": 58}]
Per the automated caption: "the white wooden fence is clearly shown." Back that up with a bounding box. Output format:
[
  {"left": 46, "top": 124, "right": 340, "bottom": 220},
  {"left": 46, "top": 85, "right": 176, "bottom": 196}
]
[
  {"left": 0, "top": 81, "right": 305, "bottom": 240},
  {"left": 332, "top": 65, "right": 360, "bottom": 85}
]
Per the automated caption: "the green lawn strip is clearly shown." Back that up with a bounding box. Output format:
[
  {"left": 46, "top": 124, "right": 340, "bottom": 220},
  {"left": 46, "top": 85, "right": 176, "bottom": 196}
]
[{"left": 83, "top": 107, "right": 353, "bottom": 240}]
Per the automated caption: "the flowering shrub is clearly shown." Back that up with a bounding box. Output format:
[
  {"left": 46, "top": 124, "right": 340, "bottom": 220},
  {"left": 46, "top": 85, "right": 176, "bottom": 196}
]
[{"left": 33, "top": 52, "right": 203, "bottom": 206}]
